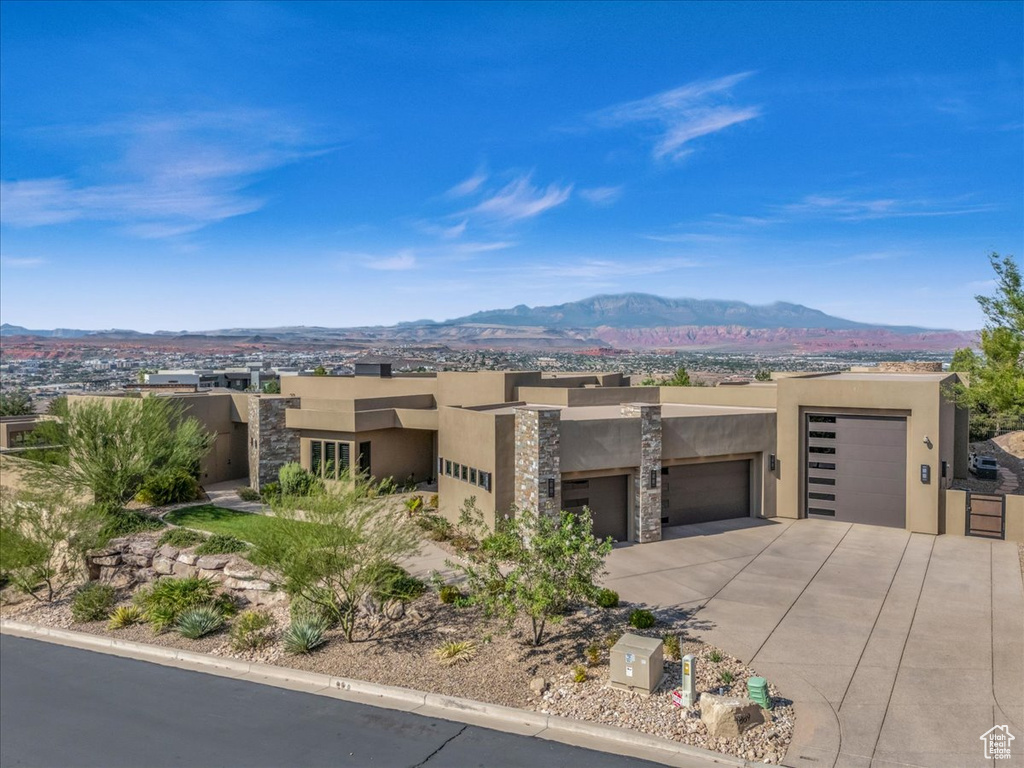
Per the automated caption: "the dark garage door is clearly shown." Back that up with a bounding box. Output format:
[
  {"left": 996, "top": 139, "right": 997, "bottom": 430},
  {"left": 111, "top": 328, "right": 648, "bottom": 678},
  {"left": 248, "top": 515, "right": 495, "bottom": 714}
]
[
  {"left": 663, "top": 460, "right": 750, "bottom": 526},
  {"left": 562, "top": 475, "right": 628, "bottom": 541},
  {"left": 805, "top": 414, "right": 906, "bottom": 528}
]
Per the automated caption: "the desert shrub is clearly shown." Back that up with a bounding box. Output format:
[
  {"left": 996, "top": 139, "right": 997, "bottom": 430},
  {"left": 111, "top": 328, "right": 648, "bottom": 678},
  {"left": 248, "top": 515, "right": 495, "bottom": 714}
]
[
  {"left": 236, "top": 487, "right": 261, "bottom": 502},
  {"left": 629, "top": 608, "right": 656, "bottom": 629},
  {"left": 403, "top": 496, "right": 423, "bottom": 515},
  {"left": 71, "top": 583, "right": 116, "bottom": 622},
  {"left": 278, "top": 463, "right": 322, "bottom": 497},
  {"left": 133, "top": 576, "right": 219, "bottom": 633},
  {"left": 662, "top": 633, "right": 681, "bottom": 661},
  {"left": 372, "top": 563, "right": 426, "bottom": 603},
  {"left": 572, "top": 664, "right": 588, "bottom": 683},
  {"left": 107, "top": 605, "right": 144, "bottom": 629},
  {"left": 719, "top": 670, "right": 735, "bottom": 685},
  {"left": 282, "top": 618, "right": 327, "bottom": 654},
  {"left": 136, "top": 469, "right": 199, "bottom": 506},
  {"left": 595, "top": 588, "right": 619, "bottom": 608},
  {"left": 708, "top": 649, "right": 723, "bottom": 663},
  {"left": 376, "top": 477, "right": 398, "bottom": 496},
  {"left": 603, "top": 629, "right": 623, "bottom": 649},
  {"left": 176, "top": 605, "right": 225, "bottom": 638},
  {"left": 194, "top": 534, "right": 248, "bottom": 556},
  {"left": 428, "top": 494, "right": 439, "bottom": 509},
  {"left": 260, "top": 482, "right": 281, "bottom": 501},
  {"left": 158, "top": 528, "right": 205, "bottom": 549},
  {"left": 98, "top": 509, "right": 164, "bottom": 543},
  {"left": 416, "top": 513, "right": 453, "bottom": 542},
  {"left": 585, "top": 643, "right": 602, "bottom": 667},
  {"left": 438, "top": 585, "right": 462, "bottom": 604},
  {"left": 434, "top": 640, "right": 476, "bottom": 665},
  {"left": 230, "top": 609, "right": 275, "bottom": 651}
]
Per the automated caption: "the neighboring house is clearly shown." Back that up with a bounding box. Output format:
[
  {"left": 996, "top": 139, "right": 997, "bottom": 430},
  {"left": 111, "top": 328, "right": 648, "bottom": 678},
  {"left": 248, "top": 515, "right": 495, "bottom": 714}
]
[
  {"left": 0, "top": 414, "right": 49, "bottom": 450},
  {"left": 68, "top": 364, "right": 1018, "bottom": 543},
  {"left": 144, "top": 367, "right": 280, "bottom": 392}
]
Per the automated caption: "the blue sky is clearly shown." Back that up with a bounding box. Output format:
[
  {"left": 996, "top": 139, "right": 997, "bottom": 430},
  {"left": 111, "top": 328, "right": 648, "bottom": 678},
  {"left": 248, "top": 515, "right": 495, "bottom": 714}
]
[{"left": 1, "top": 1, "right": 1021, "bottom": 332}]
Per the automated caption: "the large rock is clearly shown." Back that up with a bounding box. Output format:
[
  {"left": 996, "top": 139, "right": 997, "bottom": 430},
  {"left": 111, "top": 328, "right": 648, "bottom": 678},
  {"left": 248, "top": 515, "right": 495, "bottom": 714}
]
[
  {"left": 223, "top": 561, "right": 259, "bottom": 580},
  {"left": 198, "top": 569, "right": 226, "bottom": 583},
  {"left": 99, "top": 567, "right": 136, "bottom": 590},
  {"left": 157, "top": 544, "right": 180, "bottom": 560},
  {"left": 91, "top": 553, "right": 122, "bottom": 567},
  {"left": 128, "top": 540, "right": 158, "bottom": 557},
  {"left": 153, "top": 556, "right": 175, "bottom": 575},
  {"left": 223, "top": 577, "right": 272, "bottom": 591},
  {"left": 171, "top": 561, "right": 197, "bottom": 578},
  {"left": 195, "top": 555, "right": 231, "bottom": 570},
  {"left": 700, "top": 693, "right": 764, "bottom": 738},
  {"left": 176, "top": 552, "right": 199, "bottom": 566},
  {"left": 124, "top": 553, "right": 153, "bottom": 568},
  {"left": 529, "top": 677, "right": 548, "bottom": 695}
]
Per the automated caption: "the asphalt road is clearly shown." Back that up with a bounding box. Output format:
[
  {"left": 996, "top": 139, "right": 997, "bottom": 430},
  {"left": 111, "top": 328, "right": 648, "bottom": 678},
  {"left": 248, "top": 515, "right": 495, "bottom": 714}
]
[{"left": 0, "top": 636, "right": 662, "bottom": 768}]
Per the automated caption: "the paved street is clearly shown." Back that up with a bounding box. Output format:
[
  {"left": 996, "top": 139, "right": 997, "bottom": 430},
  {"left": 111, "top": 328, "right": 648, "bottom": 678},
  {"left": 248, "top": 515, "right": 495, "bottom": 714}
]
[
  {"left": 0, "top": 636, "right": 661, "bottom": 768},
  {"left": 606, "top": 518, "right": 1024, "bottom": 768}
]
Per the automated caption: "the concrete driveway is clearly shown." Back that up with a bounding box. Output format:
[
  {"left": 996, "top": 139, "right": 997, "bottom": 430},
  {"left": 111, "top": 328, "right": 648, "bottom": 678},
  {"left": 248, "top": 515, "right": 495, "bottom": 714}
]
[{"left": 605, "top": 518, "right": 1024, "bottom": 768}]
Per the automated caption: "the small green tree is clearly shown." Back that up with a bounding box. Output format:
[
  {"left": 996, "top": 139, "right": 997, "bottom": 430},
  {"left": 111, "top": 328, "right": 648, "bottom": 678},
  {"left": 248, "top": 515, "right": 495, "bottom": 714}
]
[
  {"left": 278, "top": 462, "right": 323, "bottom": 496},
  {"left": 25, "top": 396, "right": 212, "bottom": 509},
  {"left": 249, "top": 478, "right": 421, "bottom": 641},
  {"left": 454, "top": 507, "right": 612, "bottom": 646},
  {"left": 950, "top": 253, "right": 1024, "bottom": 430},
  {"left": 0, "top": 389, "right": 33, "bottom": 417},
  {"left": 262, "top": 380, "right": 281, "bottom": 394},
  {"left": 0, "top": 486, "right": 104, "bottom": 602},
  {"left": 754, "top": 369, "right": 772, "bottom": 382},
  {"left": 663, "top": 366, "right": 692, "bottom": 387},
  {"left": 313, "top": 365, "right": 328, "bottom": 376}
]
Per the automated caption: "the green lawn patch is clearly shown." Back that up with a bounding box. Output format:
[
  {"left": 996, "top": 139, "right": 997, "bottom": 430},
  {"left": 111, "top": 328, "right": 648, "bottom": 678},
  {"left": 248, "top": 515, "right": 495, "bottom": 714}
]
[{"left": 164, "top": 505, "right": 306, "bottom": 542}]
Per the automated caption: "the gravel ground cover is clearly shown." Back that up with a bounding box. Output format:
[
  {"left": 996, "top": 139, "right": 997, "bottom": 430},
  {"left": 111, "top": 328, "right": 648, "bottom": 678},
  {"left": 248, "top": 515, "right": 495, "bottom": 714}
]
[
  {"left": 3, "top": 587, "right": 793, "bottom": 764},
  {"left": 956, "top": 435, "right": 1024, "bottom": 494}
]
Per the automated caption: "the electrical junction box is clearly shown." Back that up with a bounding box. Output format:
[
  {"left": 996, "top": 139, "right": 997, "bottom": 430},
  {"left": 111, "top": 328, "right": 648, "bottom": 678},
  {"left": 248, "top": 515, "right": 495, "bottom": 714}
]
[{"left": 609, "top": 633, "right": 664, "bottom": 694}]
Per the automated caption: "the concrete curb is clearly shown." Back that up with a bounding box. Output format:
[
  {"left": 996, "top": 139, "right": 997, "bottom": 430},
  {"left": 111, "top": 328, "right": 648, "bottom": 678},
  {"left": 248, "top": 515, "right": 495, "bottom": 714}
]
[{"left": 1, "top": 619, "right": 752, "bottom": 768}]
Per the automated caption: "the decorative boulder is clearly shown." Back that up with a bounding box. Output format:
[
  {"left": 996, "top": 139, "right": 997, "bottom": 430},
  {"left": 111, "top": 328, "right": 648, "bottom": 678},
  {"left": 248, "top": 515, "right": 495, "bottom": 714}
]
[
  {"left": 700, "top": 693, "right": 764, "bottom": 738},
  {"left": 152, "top": 556, "right": 175, "bottom": 575}
]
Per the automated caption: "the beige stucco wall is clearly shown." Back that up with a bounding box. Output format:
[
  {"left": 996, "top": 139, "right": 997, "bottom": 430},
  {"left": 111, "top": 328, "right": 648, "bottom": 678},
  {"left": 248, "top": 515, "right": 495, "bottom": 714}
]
[
  {"left": 658, "top": 384, "right": 778, "bottom": 409},
  {"left": 298, "top": 427, "right": 433, "bottom": 486},
  {"left": 436, "top": 371, "right": 542, "bottom": 408},
  {"left": 776, "top": 376, "right": 959, "bottom": 534},
  {"left": 1006, "top": 494, "right": 1024, "bottom": 543},
  {"left": 517, "top": 386, "right": 659, "bottom": 407},
  {"left": 281, "top": 374, "right": 438, "bottom": 401},
  {"left": 942, "top": 489, "right": 1022, "bottom": 543},
  {"left": 436, "top": 406, "right": 514, "bottom": 528}
]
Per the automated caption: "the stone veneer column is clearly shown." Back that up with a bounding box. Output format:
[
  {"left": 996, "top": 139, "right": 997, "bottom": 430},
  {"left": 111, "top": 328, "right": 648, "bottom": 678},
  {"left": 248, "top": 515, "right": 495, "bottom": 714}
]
[
  {"left": 621, "top": 403, "right": 662, "bottom": 543},
  {"left": 247, "top": 395, "right": 301, "bottom": 490},
  {"left": 514, "top": 406, "right": 562, "bottom": 518}
]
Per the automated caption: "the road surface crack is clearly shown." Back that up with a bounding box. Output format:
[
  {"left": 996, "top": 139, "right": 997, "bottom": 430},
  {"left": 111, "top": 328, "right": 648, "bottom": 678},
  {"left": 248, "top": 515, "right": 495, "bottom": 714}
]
[{"left": 409, "top": 724, "right": 468, "bottom": 768}]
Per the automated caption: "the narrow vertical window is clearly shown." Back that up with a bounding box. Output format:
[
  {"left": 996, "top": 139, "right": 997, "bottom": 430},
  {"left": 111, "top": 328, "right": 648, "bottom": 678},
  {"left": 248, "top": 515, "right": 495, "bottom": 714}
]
[{"left": 311, "top": 441, "right": 322, "bottom": 475}]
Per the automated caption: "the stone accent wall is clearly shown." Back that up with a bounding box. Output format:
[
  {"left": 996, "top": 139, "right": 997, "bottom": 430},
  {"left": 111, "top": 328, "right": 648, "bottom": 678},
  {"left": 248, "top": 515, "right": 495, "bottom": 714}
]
[
  {"left": 86, "top": 534, "right": 283, "bottom": 606},
  {"left": 514, "top": 406, "right": 562, "bottom": 518},
  {"left": 621, "top": 402, "right": 663, "bottom": 543},
  {"left": 247, "top": 395, "right": 301, "bottom": 490}
]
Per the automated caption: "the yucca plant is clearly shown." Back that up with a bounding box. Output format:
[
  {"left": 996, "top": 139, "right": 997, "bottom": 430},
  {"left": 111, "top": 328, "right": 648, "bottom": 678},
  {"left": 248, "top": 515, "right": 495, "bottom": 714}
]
[
  {"left": 282, "top": 618, "right": 327, "bottom": 654},
  {"left": 433, "top": 640, "right": 477, "bottom": 666},
  {"left": 175, "top": 606, "right": 225, "bottom": 639},
  {"left": 107, "top": 605, "right": 144, "bottom": 630}
]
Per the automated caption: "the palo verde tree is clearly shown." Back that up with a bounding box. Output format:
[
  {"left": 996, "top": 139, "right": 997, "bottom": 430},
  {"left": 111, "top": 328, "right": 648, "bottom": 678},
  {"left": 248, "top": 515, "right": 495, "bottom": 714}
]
[
  {"left": 25, "top": 395, "right": 212, "bottom": 510},
  {"left": 249, "top": 476, "right": 421, "bottom": 642},
  {"left": 455, "top": 506, "right": 613, "bottom": 646},
  {"left": 949, "top": 253, "right": 1024, "bottom": 433}
]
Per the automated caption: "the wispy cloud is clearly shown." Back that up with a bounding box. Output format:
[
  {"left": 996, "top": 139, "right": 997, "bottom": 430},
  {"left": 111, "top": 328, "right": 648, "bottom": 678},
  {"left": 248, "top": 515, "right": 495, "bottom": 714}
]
[
  {"left": 0, "top": 256, "right": 47, "bottom": 268},
  {"left": 364, "top": 250, "right": 418, "bottom": 271},
  {"left": 776, "top": 194, "right": 998, "bottom": 221},
  {"left": 593, "top": 73, "right": 761, "bottom": 161},
  {"left": 446, "top": 169, "right": 488, "bottom": 198},
  {"left": 526, "top": 256, "right": 700, "bottom": 280},
  {"left": 467, "top": 174, "right": 572, "bottom": 222},
  {"left": 579, "top": 186, "right": 623, "bottom": 206},
  {"left": 0, "top": 108, "right": 325, "bottom": 238}
]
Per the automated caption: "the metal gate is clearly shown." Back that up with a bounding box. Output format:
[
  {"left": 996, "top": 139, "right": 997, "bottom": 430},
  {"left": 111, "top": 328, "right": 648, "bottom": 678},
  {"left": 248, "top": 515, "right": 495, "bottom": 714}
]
[{"left": 966, "top": 492, "right": 1005, "bottom": 539}]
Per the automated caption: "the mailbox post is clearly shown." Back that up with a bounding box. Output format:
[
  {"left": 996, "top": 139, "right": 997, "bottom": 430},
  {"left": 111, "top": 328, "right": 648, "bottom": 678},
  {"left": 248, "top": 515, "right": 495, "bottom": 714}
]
[{"left": 680, "top": 653, "right": 697, "bottom": 707}]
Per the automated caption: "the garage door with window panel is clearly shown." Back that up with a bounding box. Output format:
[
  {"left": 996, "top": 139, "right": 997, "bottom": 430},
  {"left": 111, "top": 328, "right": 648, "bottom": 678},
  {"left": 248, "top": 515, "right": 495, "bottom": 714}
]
[
  {"left": 662, "top": 460, "right": 750, "bottom": 526},
  {"left": 562, "top": 475, "right": 628, "bottom": 541},
  {"left": 805, "top": 414, "right": 906, "bottom": 528}
]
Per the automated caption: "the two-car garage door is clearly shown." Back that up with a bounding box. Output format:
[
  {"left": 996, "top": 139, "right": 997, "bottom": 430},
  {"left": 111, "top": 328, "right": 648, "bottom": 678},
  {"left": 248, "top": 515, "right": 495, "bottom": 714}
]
[{"left": 805, "top": 414, "right": 907, "bottom": 528}]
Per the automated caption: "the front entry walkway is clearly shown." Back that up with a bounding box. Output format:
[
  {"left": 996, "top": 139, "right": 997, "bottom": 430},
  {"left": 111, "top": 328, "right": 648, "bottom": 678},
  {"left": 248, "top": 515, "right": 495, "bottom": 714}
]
[{"left": 604, "top": 518, "right": 1024, "bottom": 768}]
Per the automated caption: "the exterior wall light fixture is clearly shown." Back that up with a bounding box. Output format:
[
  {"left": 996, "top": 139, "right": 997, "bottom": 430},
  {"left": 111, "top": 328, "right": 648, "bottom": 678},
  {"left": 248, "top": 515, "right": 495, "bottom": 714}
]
[{"left": 547, "top": 478, "right": 555, "bottom": 498}]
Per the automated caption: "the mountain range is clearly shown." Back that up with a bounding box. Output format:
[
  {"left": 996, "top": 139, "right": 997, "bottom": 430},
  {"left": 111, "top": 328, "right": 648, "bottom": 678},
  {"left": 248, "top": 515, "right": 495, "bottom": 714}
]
[{"left": 0, "top": 294, "right": 977, "bottom": 353}]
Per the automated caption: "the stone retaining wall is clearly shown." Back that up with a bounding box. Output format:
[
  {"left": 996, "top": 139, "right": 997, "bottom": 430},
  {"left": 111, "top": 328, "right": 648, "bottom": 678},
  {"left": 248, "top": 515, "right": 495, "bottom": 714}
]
[{"left": 86, "top": 534, "right": 284, "bottom": 606}]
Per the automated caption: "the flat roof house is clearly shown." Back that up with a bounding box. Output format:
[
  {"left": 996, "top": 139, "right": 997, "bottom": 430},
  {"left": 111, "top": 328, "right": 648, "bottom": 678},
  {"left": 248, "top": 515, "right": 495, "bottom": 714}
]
[{"left": 59, "top": 365, "right": 1014, "bottom": 541}]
